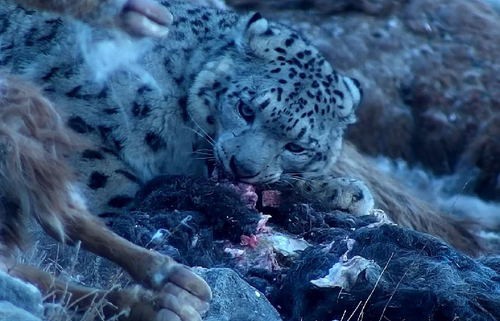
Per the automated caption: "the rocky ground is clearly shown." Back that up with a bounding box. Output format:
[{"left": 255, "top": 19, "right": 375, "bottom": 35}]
[{"left": 2, "top": 0, "right": 500, "bottom": 320}]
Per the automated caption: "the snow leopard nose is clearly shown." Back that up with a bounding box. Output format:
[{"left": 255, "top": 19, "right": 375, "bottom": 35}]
[{"left": 229, "top": 156, "right": 260, "bottom": 179}]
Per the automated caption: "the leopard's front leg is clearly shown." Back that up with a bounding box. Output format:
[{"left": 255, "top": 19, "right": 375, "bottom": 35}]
[{"left": 284, "top": 176, "right": 375, "bottom": 216}]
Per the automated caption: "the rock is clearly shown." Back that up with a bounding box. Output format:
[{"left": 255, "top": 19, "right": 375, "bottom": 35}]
[
  {"left": 0, "top": 271, "right": 43, "bottom": 321},
  {"left": 196, "top": 268, "right": 282, "bottom": 321}
]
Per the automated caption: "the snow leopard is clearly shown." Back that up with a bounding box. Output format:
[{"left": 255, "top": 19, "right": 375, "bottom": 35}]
[{"left": 0, "top": 0, "right": 481, "bottom": 270}]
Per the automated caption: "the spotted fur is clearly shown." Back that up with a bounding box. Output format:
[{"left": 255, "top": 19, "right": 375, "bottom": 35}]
[
  {"left": 0, "top": 1, "right": 363, "bottom": 216},
  {"left": 189, "top": 12, "right": 362, "bottom": 185},
  {"left": 0, "top": 1, "right": 482, "bottom": 255}
]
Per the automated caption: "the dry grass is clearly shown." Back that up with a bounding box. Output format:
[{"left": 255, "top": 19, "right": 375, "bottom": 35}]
[{"left": 20, "top": 223, "right": 132, "bottom": 321}]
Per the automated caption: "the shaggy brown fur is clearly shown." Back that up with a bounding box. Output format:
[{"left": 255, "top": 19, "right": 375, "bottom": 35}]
[
  {"left": 334, "top": 143, "right": 484, "bottom": 255},
  {"left": 460, "top": 115, "right": 500, "bottom": 202},
  {"left": 0, "top": 1, "right": 212, "bottom": 320},
  {"left": 0, "top": 1, "right": 209, "bottom": 319},
  {"left": 0, "top": 74, "right": 77, "bottom": 249},
  {"left": 0, "top": 74, "right": 211, "bottom": 320}
]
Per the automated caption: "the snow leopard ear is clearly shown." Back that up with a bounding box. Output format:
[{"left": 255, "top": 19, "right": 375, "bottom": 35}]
[
  {"left": 245, "top": 12, "right": 269, "bottom": 35},
  {"left": 333, "top": 76, "right": 362, "bottom": 126},
  {"left": 243, "top": 12, "right": 279, "bottom": 58}
]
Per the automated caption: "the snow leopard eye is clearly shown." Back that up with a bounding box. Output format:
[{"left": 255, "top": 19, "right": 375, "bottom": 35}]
[
  {"left": 285, "top": 143, "right": 306, "bottom": 154},
  {"left": 237, "top": 100, "right": 255, "bottom": 123}
]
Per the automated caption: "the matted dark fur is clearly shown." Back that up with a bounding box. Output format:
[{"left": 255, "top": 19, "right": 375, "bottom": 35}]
[{"left": 107, "top": 175, "right": 500, "bottom": 321}]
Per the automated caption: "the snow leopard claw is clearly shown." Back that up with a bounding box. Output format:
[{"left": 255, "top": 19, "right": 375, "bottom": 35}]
[
  {"left": 153, "top": 265, "right": 211, "bottom": 321},
  {"left": 121, "top": 0, "right": 173, "bottom": 37}
]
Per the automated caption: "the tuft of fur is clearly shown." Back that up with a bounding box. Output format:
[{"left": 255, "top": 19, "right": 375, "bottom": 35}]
[
  {"left": 334, "top": 142, "right": 484, "bottom": 255},
  {"left": 0, "top": 74, "right": 80, "bottom": 251}
]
